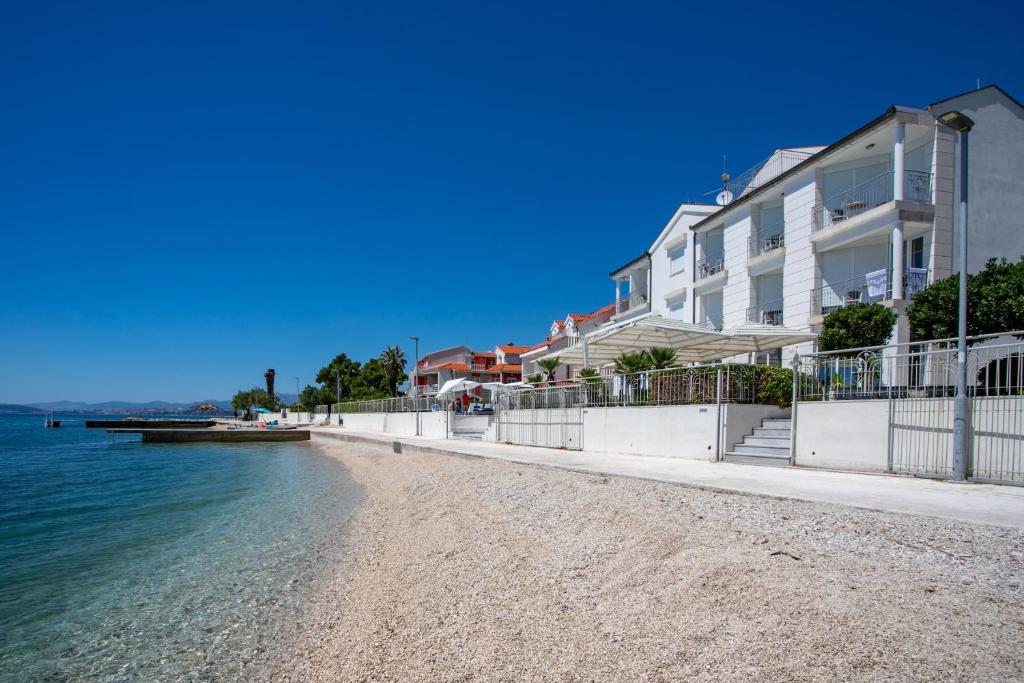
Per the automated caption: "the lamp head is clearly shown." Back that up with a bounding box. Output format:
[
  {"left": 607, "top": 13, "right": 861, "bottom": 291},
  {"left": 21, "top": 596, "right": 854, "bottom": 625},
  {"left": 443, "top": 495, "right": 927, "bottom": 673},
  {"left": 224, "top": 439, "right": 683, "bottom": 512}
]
[{"left": 937, "top": 110, "right": 975, "bottom": 133}]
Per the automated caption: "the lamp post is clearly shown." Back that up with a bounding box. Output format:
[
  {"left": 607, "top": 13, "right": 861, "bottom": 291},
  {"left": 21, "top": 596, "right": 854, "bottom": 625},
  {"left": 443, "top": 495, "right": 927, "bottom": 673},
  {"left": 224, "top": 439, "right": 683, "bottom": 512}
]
[
  {"left": 334, "top": 368, "right": 341, "bottom": 402},
  {"left": 936, "top": 109, "right": 974, "bottom": 482},
  {"left": 409, "top": 336, "right": 420, "bottom": 435},
  {"left": 294, "top": 376, "right": 300, "bottom": 413}
]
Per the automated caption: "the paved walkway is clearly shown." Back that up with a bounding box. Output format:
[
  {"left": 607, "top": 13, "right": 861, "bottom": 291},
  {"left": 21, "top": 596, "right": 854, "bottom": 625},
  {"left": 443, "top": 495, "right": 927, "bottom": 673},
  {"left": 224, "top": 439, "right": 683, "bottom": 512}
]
[{"left": 312, "top": 428, "right": 1024, "bottom": 529}]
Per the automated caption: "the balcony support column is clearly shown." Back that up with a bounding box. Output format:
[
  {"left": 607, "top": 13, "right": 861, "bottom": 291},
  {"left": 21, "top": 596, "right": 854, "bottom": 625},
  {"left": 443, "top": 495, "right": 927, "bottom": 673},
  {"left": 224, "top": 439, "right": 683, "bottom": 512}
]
[
  {"left": 894, "top": 121, "right": 906, "bottom": 202},
  {"left": 614, "top": 279, "right": 622, "bottom": 313},
  {"left": 892, "top": 220, "right": 905, "bottom": 300}
]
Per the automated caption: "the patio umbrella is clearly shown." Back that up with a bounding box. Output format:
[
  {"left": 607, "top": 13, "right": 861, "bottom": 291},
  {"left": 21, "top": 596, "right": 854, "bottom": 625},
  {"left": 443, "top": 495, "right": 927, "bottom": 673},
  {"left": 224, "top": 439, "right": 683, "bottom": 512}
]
[
  {"left": 437, "top": 378, "right": 481, "bottom": 395},
  {"left": 254, "top": 407, "right": 272, "bottom": 413}
]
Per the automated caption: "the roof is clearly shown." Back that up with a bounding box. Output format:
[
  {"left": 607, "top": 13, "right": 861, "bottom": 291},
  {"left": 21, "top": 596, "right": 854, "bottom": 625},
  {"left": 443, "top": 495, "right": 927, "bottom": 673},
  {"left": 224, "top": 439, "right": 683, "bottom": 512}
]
[
  {"left": 473, "top": 351, "right": 497, "bottom": 357},
  {"left": 689, "top": 105, "right": 900, "bottom": 232},
  {"left": 928, "top": 84, "right": 1024, "bottom": 112},
  {"left": 609, "top": 252, "right": 651, "bottom": 278},
  {"left": 497, "top": 344, "right": 532, "bottom": 354},
  {"left": 421, "top": 344, "right": 472, "bottom": 360},
  {"left": 552, "top": 320, "right": 566, "bottom": 330},
  {"left": 488, "top": 363, "right": 522, "bottom": 373},
  {"left": 428, "top": 362, "right": 471, "bottom": 371}
]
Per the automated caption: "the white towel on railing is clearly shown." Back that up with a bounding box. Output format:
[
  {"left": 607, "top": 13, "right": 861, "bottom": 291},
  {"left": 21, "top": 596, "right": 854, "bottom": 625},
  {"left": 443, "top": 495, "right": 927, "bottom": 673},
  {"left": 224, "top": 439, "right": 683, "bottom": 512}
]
[
  {"left": 906, "top": 267, "right": 928, "bottom": 295},
  {"left": 866, "top": 269, "right": 888, "bottom": 298}
]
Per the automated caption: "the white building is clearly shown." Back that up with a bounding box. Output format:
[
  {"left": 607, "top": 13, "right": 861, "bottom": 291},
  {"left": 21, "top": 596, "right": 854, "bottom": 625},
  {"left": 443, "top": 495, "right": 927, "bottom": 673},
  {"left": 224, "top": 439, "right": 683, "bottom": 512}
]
[{"left": 598, "top": 85, "right": 1024, "bottom": 366}]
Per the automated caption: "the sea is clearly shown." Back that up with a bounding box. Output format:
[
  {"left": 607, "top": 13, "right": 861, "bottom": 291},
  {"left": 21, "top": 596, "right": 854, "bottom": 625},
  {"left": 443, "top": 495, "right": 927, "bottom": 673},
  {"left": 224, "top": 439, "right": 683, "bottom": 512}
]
[{"left": 0, "top": 413, "right": 363, "bottom": 681}]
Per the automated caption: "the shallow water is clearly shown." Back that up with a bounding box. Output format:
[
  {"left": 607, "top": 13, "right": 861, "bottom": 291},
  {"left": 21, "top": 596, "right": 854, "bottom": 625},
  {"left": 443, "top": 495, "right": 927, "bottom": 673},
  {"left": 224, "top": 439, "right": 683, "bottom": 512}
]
[{"left": 0, "top": 414, "right": 362, "bottom": 681}]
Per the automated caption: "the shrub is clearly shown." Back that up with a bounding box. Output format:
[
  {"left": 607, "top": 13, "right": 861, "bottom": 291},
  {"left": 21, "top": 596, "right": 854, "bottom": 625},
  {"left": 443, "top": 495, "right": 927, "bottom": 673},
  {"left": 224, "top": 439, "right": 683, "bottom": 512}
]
[
  {"left": 907, "top": 257, "right": 1024, "bottom": 341},
  {"left": 819, "top": 303, "right": 897, "bottom": 354}
]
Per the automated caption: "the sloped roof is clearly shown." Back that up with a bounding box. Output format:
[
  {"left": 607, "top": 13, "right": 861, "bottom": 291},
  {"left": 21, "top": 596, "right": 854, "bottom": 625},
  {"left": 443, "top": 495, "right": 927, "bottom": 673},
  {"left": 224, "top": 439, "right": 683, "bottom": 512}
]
[
  {"left": 488, "top": 363, "right": 522, "bottom": 373},
  {"left": 497, "top": 344, "right": 532, "bottom": 354}
]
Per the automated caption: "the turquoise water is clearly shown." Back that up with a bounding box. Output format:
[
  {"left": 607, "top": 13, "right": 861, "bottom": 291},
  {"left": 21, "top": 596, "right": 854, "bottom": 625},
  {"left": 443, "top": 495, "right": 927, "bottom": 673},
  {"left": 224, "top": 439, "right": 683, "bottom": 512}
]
[{"left": 0, "top": 414, "right": 362, "bottom": 681}]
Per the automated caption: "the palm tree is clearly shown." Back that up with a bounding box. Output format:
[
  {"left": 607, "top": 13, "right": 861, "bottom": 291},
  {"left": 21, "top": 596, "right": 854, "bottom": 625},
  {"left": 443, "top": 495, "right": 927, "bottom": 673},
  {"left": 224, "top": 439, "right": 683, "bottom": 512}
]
[
  {"left": 526, "top": 373, "right": 544, "bottom": 385},
  {"left": 537, "top": 358, "right": 562, "bottom": 383},
  {"left": 612, "top": 351, "right": 652, "bottom": 375},
  {"left": 647, "top": 347, "right": 678, "bottom": 370},
  {"left": 578, "top": 368, "right": 600, "bottom": 379},
  {"left": 379, "top": 345, "right": 407, "bottom": 396}
]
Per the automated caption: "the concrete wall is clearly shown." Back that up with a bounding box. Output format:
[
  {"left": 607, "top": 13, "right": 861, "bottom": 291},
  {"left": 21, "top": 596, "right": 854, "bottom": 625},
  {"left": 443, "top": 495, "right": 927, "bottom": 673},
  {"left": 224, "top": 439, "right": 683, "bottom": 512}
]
[
  {"left": 582, "top": 405, "right": 720, "bottom": 460},
  {"left": 340, "top": 411, "right": 448, "bottom": 438},
  {"left": 793, "top": 400, "right": 890, "bottom": 472}
]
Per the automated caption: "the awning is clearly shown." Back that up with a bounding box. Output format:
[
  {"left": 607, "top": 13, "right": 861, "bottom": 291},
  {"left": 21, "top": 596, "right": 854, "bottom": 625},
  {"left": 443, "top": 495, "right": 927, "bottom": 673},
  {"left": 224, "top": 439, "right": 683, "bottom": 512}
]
[{"left": 539, "top": 313, "right": 816, "bottom": 365}]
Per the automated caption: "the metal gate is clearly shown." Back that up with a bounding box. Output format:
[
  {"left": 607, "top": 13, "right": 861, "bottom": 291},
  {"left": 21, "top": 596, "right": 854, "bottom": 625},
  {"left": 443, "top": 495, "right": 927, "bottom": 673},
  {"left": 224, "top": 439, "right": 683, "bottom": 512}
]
[
  {"left": 888, "top": 340, "right": 1024, "bottom": 484},
  {"left": 496, "top": 386, "right": 584, "bottom": 450}
]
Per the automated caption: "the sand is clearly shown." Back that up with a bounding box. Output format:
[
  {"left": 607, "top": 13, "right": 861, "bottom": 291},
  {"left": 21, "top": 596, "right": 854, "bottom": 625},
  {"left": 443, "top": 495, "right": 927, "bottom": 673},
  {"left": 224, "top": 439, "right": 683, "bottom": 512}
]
[{"left": 275, "top": 441, "right": 1024, "bottom": 682}]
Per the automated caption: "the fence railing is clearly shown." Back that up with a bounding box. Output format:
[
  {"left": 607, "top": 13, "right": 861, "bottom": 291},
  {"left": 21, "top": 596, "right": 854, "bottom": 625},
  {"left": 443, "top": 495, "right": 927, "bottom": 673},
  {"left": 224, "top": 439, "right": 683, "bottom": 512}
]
[
  {"left": 748, "top": 225, "right": 785, "bottom": 258},
  {"left": 616, "top": 292, "right": 648, "bottom": 315},
  {"left": 695, "top": 250, "right": 725, "bottom": 280},
  {"left": 746, "top": 299, "right": 784, "bottom": 326},
  {"left": 811, "top": 267, "right": 930, "bottom": 315},
  {"left": 794, "top": 331, "right": 1024, "bottom": 401},
  {"left": 813, "top": 170, "right": 933, "bottom": 231}
]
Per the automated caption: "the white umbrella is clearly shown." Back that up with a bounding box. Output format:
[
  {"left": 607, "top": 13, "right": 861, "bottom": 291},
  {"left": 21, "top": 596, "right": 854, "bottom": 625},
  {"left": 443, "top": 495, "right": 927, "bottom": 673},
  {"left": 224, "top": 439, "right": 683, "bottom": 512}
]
[{"left": 437, "top": 378, "right": 480, "bottom": 395}]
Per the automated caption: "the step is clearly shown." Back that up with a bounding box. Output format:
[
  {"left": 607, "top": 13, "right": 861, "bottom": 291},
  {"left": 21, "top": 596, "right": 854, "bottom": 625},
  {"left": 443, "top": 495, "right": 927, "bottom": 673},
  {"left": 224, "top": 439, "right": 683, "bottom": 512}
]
[
  {"left": 761, "top": 418, "right": 793, "bottom": 428},
  {"left": 731, "top": 443, "right": 790, "bottom": 457},
  {"left": 753, "top": 427, "right": 791, "bottom": 438},
  {"left": 723, "top": 452, "right": 790, "bottom": 467},
  {"left": 741, "top": 435, "right": 790, "bottom": 447}
]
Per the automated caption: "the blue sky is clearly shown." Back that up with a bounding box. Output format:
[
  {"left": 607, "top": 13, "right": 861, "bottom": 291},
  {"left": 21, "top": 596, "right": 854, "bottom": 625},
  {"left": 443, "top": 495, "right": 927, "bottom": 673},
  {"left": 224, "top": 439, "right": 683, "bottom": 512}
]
[{"left": 2, "top": 0, "right": 1022, "bottom": 403}]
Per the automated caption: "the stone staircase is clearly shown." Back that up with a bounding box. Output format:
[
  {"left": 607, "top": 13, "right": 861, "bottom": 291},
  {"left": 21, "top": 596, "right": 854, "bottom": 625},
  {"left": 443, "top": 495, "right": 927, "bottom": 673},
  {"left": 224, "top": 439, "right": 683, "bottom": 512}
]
[{"left": 724, "top": 417, "right": 791, "bottom": 467}]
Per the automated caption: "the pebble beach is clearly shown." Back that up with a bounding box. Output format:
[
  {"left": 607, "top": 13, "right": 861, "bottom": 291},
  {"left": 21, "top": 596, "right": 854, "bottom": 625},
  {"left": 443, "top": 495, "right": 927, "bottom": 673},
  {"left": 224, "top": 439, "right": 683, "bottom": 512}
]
[{"left": 275, "top": 441, "right": 1024, "bottom": 682}]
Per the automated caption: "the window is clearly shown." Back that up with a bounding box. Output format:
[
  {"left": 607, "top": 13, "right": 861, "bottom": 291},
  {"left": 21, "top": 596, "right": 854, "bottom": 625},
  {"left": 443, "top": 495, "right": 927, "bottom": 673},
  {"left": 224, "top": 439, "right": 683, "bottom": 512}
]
[
  {"left": 667, "top": 295, "right": 686, "bottom": 321},
  {"left": 910, "top": 236, "right": 924, "bottom": 269},
  {"left": 669, "top": 244, "right": 686, "bottom": 275},
  {"left": 754, "top": 349, "right": 783, "bottom": 367}
]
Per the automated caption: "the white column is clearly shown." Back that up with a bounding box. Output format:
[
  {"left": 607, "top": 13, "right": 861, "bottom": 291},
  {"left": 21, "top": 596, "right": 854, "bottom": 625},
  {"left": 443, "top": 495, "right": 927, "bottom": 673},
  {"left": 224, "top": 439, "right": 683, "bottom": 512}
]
[
  {"left": 894, "top": 121, "right": 906, "bottom": 201},
  {"left": 892, "top": 220, "right": 905, "bottom": 300},
  {"left": 615, "top": 279, "right": 622, "bottom": 312}
]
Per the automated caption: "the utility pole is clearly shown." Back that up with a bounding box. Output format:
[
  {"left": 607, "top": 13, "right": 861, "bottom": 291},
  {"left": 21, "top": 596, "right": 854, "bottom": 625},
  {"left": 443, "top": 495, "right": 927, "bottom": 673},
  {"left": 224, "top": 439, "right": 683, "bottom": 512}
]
[
  {"left": 334, "top": 368, "right": 341, "bottom": 402},
  {"left": 936, "top": 110, "right": 974, "bottom": 482}
]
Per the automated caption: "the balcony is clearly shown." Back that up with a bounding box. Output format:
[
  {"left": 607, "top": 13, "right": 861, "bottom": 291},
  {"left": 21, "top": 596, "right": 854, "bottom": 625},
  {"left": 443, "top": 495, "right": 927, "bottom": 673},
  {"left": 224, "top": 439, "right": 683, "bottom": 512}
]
[
  {"left": 411, "top": 383, "right": 439, "bottom": 396},
  {"left": 615, "top": 291, "right": 648, "bottom": 315},
  {"left": 813, "top": 170, "right": 932, "bottom": 232},
  {"left": 695, "top": 250, "right": 725, "bottom": 281},
  {"left": 748, "top": 224, "right": 785, "bottom": 258},
  {"left": 746, "top": 299, "right": 784, "bottom": 326},
  {"left": 812, "top": 267, "right": 929, "bottom": 315}
]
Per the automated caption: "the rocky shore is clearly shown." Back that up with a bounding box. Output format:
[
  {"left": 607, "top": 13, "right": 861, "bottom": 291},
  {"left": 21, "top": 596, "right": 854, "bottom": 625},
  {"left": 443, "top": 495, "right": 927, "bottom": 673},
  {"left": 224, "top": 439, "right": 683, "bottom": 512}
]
[{"left": 277, "top": 442, "right": 1024, "bottom": 681}]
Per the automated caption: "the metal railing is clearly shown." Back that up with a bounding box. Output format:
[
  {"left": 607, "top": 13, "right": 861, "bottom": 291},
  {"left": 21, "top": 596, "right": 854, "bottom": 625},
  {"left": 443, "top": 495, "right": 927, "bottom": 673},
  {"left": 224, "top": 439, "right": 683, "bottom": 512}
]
[
  {"left": 724, "top": 149, "right": 816, "bottom": 199},
  {"left": 793, "top": 330, "right": 1024, "bottom": 402},
  {"left": 746, "top": 299, "right": 784, "bottom": 326},
  {"left": 695, "top": 250, "right": 725, "bottom": 280},
  {"left": 616, "top": 292, "right": 648, "bottom": 315},
  {"left": 813, "top": 170, "right": 933, "bottom": 231},
  {"left": 748, "top": 225, "right": 785, "bottom": 258},
  {"left": 811, "top": 267, "right": 930, "bottom": 315}
]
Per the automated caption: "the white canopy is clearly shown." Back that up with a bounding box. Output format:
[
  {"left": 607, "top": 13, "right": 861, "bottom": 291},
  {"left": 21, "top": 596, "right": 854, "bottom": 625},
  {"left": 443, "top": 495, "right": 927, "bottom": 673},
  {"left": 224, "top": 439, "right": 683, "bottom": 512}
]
[
  {"left": 539, "top": 313, "right": 816, "bottom": 365},
  {"left": 437, "top": 378, "right": 480, "bottom": 395}
]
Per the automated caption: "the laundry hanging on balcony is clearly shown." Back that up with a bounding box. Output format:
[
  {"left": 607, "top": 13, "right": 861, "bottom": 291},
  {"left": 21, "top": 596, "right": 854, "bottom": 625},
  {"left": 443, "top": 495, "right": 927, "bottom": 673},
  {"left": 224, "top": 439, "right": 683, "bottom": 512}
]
[
  {"left": 865, "top": 269, "right": 888, "bottom": 298},
  {"left": 906, "top": 267, "right": 928, "bottom": 296}
]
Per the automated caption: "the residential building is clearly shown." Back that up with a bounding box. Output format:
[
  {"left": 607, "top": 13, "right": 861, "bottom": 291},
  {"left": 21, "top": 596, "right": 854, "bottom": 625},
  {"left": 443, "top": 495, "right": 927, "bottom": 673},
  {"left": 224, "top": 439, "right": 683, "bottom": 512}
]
[
  {"left": 409, "top": 344, "right": 523, "bottom": 395},
  {"left": 520, "top": 303, "right": 616, "bottom": 380},
  {"left": 585, "top": 85, "right": 1024, "bottom": 368}
]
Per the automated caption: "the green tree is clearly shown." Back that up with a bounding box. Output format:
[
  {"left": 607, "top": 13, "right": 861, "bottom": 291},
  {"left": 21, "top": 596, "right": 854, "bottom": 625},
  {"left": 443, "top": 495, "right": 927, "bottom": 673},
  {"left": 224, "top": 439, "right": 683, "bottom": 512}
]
[
  {"left": 231, "top": 387, "right": 278, "bottom": 415},
  {"left": 907, "top": 258, "right": 1024, "bottom": 341},
  {"left": 315, "top": 353, "right": 363, "bottom": 400},
  {"left": 350, "top": 358, "right": 392, "bottom": 400},
  {"left": 526, "top": 373, "right": 544, "bottom": 385},
  {"left": 379, "top": 345, "right": 408, "bottom": 396},
  {"left": 537, "top": 358, "right": 562, "bottom": 382},
  {"left": 298, "top": 384, "right": 335, "bottom": 411},
  {"left": 647, "top": 347, "right": 678, "bottom": 370},
  {"left": 577, "top": 368, "right": 600, "bottom": 378},
  {"left": 818, "top": 303, "right": 897, "bottom": 355}
]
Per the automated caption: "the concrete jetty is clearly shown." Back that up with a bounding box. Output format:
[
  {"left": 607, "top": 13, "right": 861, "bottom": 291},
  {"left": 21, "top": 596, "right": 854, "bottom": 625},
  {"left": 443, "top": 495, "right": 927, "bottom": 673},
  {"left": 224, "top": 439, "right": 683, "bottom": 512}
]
[
  {"left": 107, "top": 428, "right": 310, "bottom": 443},
  {"left": 87, "top": 419, "right": 217, "bottom": 429}
]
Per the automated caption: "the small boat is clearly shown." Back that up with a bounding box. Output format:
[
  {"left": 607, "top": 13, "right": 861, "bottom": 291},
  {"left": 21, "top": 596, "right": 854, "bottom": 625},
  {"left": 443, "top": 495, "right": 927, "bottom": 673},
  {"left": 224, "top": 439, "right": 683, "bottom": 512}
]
[{"left": 44, "top": 413, "right": 60, "bottom": 428}]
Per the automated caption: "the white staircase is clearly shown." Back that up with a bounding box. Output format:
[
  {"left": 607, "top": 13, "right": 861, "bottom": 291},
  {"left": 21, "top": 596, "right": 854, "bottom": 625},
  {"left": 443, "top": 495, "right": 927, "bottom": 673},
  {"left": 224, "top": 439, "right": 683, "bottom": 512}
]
[{"left": 724, "top": 417, "right": 791, "bottom": 467}]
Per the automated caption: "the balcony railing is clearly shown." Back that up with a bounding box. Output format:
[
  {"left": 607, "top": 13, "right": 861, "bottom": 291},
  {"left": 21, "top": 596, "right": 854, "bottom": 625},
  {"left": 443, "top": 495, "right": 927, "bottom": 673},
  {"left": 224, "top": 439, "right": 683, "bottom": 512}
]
[
  {"left": 695, "top": 250, "right": 725, "bottom": 280},
  {"left": 813, "top": 170, "right": 933, "bottom": 232},
  {"left": 616, "top": 292, "right": 648, "bottom": 315},
  {"left": 411, "top": 383, "right": 439, "bottom": 396},
  {"left": 746, "top": 299, "right": 784, "bottom": 326},
  {"left": 748, "top": 224, "right": 785, "bottom": 258},
  {"left": 812, "top": 267, "right": 930, "bottom": 315}
]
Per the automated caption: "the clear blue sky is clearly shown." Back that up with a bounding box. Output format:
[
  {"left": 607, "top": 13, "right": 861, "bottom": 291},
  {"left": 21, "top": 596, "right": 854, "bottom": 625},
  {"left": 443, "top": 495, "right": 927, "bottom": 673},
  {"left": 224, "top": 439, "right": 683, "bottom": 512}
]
[{"left": 2, "top": 0, "right": 1021, "bottom": 403}]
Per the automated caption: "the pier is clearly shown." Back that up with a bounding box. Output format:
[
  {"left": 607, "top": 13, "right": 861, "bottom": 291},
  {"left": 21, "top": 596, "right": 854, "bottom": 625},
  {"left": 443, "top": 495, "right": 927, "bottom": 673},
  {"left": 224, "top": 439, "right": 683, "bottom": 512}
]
[
  {"left": 107, "top": 428, "right": 310, "bottom": 443},
  {"left": 87, "top": 419, "right": 218, "bottom": 429}
]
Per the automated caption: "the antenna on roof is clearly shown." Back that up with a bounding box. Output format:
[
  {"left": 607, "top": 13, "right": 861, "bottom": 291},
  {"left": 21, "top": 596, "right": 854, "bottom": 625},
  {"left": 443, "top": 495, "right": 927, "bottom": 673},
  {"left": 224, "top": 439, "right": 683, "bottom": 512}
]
[
  {"left": 977, "top": 78, "right": 981, "bottom": 90},
  {"left": 715, "top": 156, "right": 733, "bottom": 206}
]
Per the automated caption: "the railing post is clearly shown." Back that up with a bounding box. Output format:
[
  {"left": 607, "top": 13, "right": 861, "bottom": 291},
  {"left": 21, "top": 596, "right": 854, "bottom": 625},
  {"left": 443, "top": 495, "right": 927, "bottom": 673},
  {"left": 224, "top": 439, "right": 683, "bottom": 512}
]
[
  {"left": 789, "top": 353, "right": 799, "bottom": 466},
  {"left": 715, "top": 368, "right": 723, "bottom": 461}
]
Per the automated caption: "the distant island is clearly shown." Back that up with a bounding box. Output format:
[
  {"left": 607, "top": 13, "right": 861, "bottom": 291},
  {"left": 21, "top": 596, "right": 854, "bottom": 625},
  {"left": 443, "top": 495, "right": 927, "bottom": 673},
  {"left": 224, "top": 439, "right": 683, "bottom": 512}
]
[{"left": 0, "top": 403, "right": 47, "bottom": 415}]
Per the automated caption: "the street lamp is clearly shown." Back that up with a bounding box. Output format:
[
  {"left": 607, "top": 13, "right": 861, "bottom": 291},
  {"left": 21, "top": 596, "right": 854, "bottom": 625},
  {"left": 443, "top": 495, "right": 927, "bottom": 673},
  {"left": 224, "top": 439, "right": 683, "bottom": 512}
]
[
  {"left": 294, "top": 376, "right": 300, "bottom": 410},
  {"left": 936, "top": 109, "right": 974, "bottom": 482},
  {"left": 334, "top": 368, "right": 341, "bottom": 402},
  {"left": 409, "top": 336, "right": 420, "bottom": 435}
]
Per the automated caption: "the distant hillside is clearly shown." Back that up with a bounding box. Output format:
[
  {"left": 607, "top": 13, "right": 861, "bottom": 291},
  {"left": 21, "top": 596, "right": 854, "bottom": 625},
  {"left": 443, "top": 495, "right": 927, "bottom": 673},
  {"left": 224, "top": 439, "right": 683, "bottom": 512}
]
[
  {"left": 0, "top": 404, "right": 47, "bottom": 414},
  {"left": 27, "top": 399, "right": 233, "bottom": 413}
]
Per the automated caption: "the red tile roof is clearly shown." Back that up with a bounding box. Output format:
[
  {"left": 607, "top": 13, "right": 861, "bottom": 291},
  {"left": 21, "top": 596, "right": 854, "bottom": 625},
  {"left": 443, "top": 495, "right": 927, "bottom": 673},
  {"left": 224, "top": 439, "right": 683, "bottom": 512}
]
[
  {"left": 488, "top": 363, "right": 522, "bottom": 373},
  {"left": 497, "top": 344, "right": 532, "bottom": 354},
  {"left": 474, "top": 351, "right": 497, "bottom": 357},
  {"left": 518, "top": 341, "right": 550, "bottom": 356},
  {"left": 429, "top": 362, "right": 471, "bottom": 371},
  {"left": 552, "top": 320, "right": 566, "bottom": 330}
]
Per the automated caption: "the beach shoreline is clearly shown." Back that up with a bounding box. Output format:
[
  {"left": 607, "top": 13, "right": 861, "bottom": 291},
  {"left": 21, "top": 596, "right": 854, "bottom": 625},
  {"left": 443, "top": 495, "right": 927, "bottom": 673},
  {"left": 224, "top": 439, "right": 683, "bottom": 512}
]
[{"left": 279, "top": 440, "right": 1024, "bottom": 681}]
